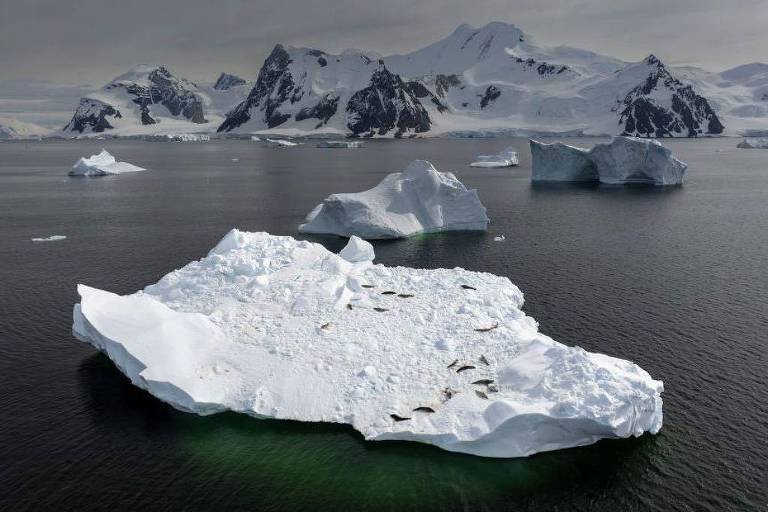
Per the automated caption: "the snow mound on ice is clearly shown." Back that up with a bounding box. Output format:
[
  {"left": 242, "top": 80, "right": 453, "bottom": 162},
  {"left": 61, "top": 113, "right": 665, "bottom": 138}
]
[
  {"left": 72, "top": 230, "right": 663, "bottom": 458},
  {"left": 69, "top": 150, "right": 145, "bottom": 176},
  {"left": 531, "top": 136, "right": 687, "bottom": 185},
  {"left": 298, "top": 160, "right": 489, "bottom": 239},
  {"left": 470, "top": 147, "right": 519, "bottom": 167}
]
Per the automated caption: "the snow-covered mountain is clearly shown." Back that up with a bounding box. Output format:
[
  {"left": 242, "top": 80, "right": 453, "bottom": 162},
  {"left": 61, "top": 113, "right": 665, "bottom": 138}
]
[
  {"left": 62, "top": 66, "right": 249, "bottom": 135},
  {"left": 56, "top": 22, "right": 768, "bottom": 137},
  {"left": 0, "top": 117, "right": 51, "bottom": 139}
]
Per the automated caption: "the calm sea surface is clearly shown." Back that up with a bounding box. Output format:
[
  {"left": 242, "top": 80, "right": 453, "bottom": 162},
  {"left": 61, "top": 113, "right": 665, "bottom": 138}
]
[{"left": 0, "top": 138, "right": 766, "bottom": 511}]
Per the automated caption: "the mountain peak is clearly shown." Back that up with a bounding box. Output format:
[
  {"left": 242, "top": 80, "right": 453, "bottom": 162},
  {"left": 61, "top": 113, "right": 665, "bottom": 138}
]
[{"left": 644, "top": 54, "right": 664, "bottom": 67}]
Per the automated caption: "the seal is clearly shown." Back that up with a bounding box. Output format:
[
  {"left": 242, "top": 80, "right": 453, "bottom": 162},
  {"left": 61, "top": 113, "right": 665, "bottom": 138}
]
[
  {"left": 475, "top": 390, "right": 489, "bottom": 400},
  {"left": 373, "top": 307, "right": 389, "bottom": 312},
  {"left": 381, "top": 291, "right": 397, "bottom": 295},
  {"left": 361, "top": 284, "right": 375, "bottom": 288},
  {"left": 457, "top": 365, "right": 476, "bottom": 373},
  {"left": 475, "top": 323, "right": 499, "bottom": 332},
  {"left": 461, "top": 284, "right": 477, "bottom": 290},
  {"left": 447, "top": 359, "right": 459, "bottom": 369},
  {"left": 398, "top": 294, "right": 414, "bottom": 298},
  {"left": 412, "top": 407, "right": 436, "bottom": 413},
  {"left": 472, "top": 379, "right": 494, "bottom": 386},
  {"left": 479, "top": 355, "right": 491, "bottom": 365},
  {"left": 390, "top": 414, "right": 411, "bottom": 422}
]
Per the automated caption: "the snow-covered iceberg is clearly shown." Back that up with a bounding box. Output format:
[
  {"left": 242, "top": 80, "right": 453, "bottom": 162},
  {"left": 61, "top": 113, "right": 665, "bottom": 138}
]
[
  {"left": 72, "top": 230, "right": 663, "bottom": 458},
  {"left": 69, "top": 150, "right": 145, "bottom": 176},
  {"left": 737, "top": 138, "right": 768, "bottom": 149},
  {"left": 299, "top": 160, "right": 489, "bottom": 239},
  {"left": 531, "top": 137, "right": 687, "bottom": 185},
  {"left": 470, "top": 147, "right": 519, "bottom": 168}
]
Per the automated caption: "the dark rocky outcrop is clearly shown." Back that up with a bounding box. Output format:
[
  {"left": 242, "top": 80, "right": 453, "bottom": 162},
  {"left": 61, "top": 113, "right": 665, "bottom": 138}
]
[
  {"left": 219, "top": 45, "right": 295, "bottom": 131},
  {"left": 346, "top": 64, "right": 431, "bottom": 137},
  {"left": 480, "top": 85, "right": 501, "bottom": 109},
  {"left": 63, "top": 98, "right": 122, "bottom": 133},
  {"left": 619, "top": 55, "right": 724, "bottom": 137},
  {"left": 213, "top": 72, "right": 246, "bottom": 90}
]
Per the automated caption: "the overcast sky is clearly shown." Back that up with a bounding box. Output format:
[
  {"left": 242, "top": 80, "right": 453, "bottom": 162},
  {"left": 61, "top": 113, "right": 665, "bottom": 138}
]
[{"left": 1, "top": 0, "right": 766, "bottom": 85}]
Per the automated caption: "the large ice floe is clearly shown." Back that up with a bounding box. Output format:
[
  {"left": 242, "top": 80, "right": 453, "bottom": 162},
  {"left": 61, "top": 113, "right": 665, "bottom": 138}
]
[
  {"left": 531, "top": 136, "right": 687, "bottom": 185},
  {"left": 299, "top": 160, "right": 489, "bottom": 239},
  {"left": 72, "top": 230, "right": 664, "bottom": 458},
  {"left": 737, "top": 137, "right": 768, "bottom": 149},
  {"left": 470, "top": 147, "right": 519, "bottom": 168},
  {"left": 69, "top": 149, "right": 145, "bottom": 176}
]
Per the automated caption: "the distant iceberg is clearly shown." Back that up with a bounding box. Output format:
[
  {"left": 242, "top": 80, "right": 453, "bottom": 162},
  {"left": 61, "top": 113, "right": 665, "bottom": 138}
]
[
  {"left": 31, "top": 235, "right": 66, "bottom": 242},
  {"left": 316, "top": 140, "right": 363, "bottom": 148},
  {"left": 69, "top": 150, "right": 145, "bottom": 176},
  {"left": 72, "top": 230, "right": 664, "bottom": 458},
  {"left": 470, "top": 147, "right": 519, "bottom": 167},
  {"left": 265, "top": 138, "right": 298, "bottom": 147},
  {"left": 737, "top": 138, "right": 768, "bottom": 149},
  {"left": 299, "top": 160, "right": 488, "bottom": 239},
  {"left": 531, "top": 136, "right": 687, "bottom": 185}
]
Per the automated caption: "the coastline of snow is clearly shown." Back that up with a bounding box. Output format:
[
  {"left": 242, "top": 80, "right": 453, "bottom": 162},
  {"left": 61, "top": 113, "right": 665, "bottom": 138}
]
[
  {"left": 69, "top": 150, "right": 145, "bottom": 176},
  {"left": 72, "top": 230, "right": 663, "bottom": 458},
  {"left": 299, "top": 160, "right": 488, "bottom": 239},
  {"left": 531, "top": 136, "right": 687, "bottom": 185}
]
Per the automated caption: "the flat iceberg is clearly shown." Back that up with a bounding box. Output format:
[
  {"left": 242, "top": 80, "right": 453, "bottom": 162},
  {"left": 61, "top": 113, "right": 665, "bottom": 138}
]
[
  {"left": 265, "top": 138, "right": 298, "bottom": 147},
  {"left": 531, "top": 137, "right": 687, "bottom": 185},
  {"left": 316, "top": 140, "right": 363, "bottom": 148},
  {"left": 72, "top": 230, "right": 663, "bottom": 458},
  {"left": 31, "top": 235, "right": 66, "bottom": 242},
  {"left": 299, "top": 160, "right": 489, "bottom": 239},
  {"left": 470, "top": 147, "right": 519, "bottom": 168},
  {"left": 737, "top": 138, "right": 768, "bottom": 149},
  {"left": 69, "top": 149, "right": 145, "bottom": 176}
]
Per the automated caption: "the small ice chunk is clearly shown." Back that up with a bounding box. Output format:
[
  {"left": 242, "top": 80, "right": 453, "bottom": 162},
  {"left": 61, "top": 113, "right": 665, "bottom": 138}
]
[
  {"left": 737, "top": 137, "right": 768, "bottom": 149},
  {"left": 493, "top": 235, "right": 505, "bottom": 242}
]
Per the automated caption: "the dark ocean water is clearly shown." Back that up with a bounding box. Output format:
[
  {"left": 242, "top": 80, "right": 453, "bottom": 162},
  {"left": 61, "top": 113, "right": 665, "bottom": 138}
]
[{"left": 0, "top": 138, "right": 766, "bottom": 511}]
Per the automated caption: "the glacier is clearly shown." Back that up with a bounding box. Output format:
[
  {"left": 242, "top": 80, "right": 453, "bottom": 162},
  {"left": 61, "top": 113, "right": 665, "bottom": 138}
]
[
  {"left": 298, "top": 160, "right": 488, "bottom": 239},
  {"left": 470, "top": 147, "right": 519, "bottom": 168},
  {"left": 72, "top": 230, "right": 663, "bottom": 458},
  {"left": 69, "top": 149, "right": 145, "bottom": 176},
  {"left": 531, "top": 136, "right": 687, "bottom": 186}
]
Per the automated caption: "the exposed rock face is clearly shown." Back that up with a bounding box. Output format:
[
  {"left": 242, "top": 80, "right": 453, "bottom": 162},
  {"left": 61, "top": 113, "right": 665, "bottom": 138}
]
[
  {"left": 63, "top": 66, "right": 208, "bottom": 133},
  {"left": 109, "top": 66, "right": 206, "bottom": 125},
  {"left": 64, "top": 98, "right": 123, "bottom": 133},
  {"left": 218, "top": 45, "right": 296, "bottom": 131},
  {"left": 619, "top": 55, "right": 724, "bottom": 137},
  {"left": 480, "top": 85, "right": 501, "bottom": 109},
  {"left": 346, "top": 65, "right": 432, "bottom": 137},
  {"left": 530, "top": 136, "right": 687, "bottom": 185},
  {"left": 530, "top": 140, "right": 597, "bottom": 182},
  {"left": 295, "top": 93, "right": 339, "bottom": 127},
  {"left": 213, "top": 73, "right": 246, "bottom": 90}
]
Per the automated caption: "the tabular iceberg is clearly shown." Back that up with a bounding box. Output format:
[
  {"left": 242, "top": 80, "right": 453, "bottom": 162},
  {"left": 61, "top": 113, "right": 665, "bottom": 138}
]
[
  {"left": 72, "top": 230, "right": 663, "bottom": 458},
  {"left": 531, "top": 136, "right": 687, "bottom": 185},
  {"left": 299, "top": 160, "right": 489, "bottom": 239},
  {"left": 737, "top": 138, "right": 768, "bottom": 149},
  {"left": 470, "top": 147, "right": 519, "bottom": 168},
  {"left": 530, "top": 141, "right": 597, "bottom": 182},
  {"left": 69, "top": 149, "right": 145, "bottom": 176}
]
